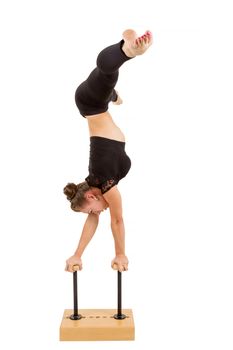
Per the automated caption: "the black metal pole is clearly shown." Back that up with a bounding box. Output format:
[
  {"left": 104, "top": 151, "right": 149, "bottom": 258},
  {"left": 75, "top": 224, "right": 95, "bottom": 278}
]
[
  {"left": 114, "top": 271, "right": 126, "bottom": 320},
  {"left": 70, "top": 271, "right": 82, "bottom": 320}
]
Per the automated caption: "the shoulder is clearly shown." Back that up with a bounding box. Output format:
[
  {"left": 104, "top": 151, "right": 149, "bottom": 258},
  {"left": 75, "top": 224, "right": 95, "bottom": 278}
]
[
  {"left": 103, "top": 185, "right": 121, "bottom": 202},
  {"left": 103, "top": 186, "right": 123, "bottom": 222}
]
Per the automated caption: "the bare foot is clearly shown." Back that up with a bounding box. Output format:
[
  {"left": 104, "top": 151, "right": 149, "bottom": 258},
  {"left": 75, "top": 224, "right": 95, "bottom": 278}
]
[
  {"left": 122, "top": 29, "right": 153, "bottom": 58},
  {"left": 112, "top": 91, "right": 123, "bottom": 105}
]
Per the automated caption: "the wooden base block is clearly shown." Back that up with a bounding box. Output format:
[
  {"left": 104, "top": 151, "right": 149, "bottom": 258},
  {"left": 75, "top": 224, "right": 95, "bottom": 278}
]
[{"left": 60, "top": 309, "right": 135, "bottom": 341}]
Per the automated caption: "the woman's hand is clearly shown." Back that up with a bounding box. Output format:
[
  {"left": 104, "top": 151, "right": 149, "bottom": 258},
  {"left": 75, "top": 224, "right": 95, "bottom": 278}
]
[
  {"left": 65, "top": 255, "right": 82, "bottom": 272},
  {"left": 111, "top": 254, "right": 129, "bottom": 272}
]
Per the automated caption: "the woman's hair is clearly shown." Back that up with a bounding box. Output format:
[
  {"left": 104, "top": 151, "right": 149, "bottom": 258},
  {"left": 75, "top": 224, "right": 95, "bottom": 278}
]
[{"left": 63, "top": 181, "right": 91, "bottom": 211}]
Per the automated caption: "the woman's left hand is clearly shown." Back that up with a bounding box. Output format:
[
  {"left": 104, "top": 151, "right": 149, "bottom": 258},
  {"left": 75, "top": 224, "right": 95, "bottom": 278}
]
[{"left": 111, "top": 254, "right": 129, "bottom": 272}]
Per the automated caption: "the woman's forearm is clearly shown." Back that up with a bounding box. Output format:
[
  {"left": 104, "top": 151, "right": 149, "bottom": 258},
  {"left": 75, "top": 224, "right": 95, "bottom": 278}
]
[
  {"left": 74, "top": 213, "right": 99, "bottom": 257},
  {"left": 111, "top": 219, "right": 125, "bottom": 256}
]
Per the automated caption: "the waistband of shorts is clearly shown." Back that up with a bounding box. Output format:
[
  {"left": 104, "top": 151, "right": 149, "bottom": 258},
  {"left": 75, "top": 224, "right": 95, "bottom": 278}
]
[{"left": 90, "top": 136, "right": 126, "bottom": 146}]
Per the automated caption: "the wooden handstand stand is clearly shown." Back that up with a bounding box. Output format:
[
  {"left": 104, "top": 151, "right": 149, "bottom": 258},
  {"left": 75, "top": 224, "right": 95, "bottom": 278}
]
[{"left": 59, "top": 265, "right": 135, "bottom": 341}]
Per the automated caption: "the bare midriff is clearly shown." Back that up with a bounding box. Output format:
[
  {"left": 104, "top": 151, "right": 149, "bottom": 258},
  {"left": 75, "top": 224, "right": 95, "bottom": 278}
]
[{"left": 86, "top": 111, "right": 125, "bottom": 142}]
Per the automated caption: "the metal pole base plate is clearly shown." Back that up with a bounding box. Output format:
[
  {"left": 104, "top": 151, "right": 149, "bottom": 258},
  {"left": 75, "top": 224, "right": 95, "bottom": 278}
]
[
  {"left": 113, "top": 313, "right": 126, "bottom": 320},
  {"left": 70, "top": 314, "right": 82, "bottom": 320}
]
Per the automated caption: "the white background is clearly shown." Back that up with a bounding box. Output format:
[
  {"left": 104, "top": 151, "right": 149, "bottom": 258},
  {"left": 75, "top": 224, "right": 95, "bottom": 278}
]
[{"left": 0, "top": 0, "right": 232, "bottom": 349}]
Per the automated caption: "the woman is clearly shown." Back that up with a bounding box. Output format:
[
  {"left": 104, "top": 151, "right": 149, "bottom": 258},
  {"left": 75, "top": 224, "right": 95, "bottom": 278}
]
[{"left": 64, "top": 29, "right": 153, "bottom": 273}]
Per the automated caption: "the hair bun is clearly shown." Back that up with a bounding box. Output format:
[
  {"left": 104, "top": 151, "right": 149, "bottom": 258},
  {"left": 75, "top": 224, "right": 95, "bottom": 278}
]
[{"left": 63, "top": 183, "right": 77, "bottom": 201}]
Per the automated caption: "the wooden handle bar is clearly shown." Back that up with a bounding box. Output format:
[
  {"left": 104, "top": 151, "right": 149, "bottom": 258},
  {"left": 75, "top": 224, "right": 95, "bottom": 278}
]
[
  {"left": 73, "top": 265, "right": 80, "bottom": 272},
  {"left": 72, "top": 264, "right": 123, "bottom": 271}
]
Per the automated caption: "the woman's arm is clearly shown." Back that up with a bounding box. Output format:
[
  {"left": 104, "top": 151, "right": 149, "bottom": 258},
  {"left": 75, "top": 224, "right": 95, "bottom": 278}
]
[
  {"left": 103, "top": 186, "right": 129, "bottom": 272},
  {"left": 65, "top": 213, "right": 99, "bottom": 272}
]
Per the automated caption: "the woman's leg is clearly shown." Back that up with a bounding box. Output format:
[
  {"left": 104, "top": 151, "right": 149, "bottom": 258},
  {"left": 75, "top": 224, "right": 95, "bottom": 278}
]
[
  {"left": 86, "top": 40, "right": 132, "bottom": 103},
  {"left": 96, "top": 40, "right": 132, "bottom": 75},
  {"left": 75, "top": 40, "right": 131, "bottom": 116},
  {"left": 96, "top": 28, "right": 153, "bottom": 74},
  {"left": 75, "top": 30, "right": 153, "bottom": 117}
]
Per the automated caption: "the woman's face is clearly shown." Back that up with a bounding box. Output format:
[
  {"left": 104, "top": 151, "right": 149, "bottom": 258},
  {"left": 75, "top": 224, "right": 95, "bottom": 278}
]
[{"left": 80, "top": 194, "right": 108, "bottom": 215}]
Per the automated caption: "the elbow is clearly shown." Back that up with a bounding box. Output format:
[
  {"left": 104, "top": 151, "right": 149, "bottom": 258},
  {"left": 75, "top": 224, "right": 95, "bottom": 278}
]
[{"left": 111, "top": 216, "right": 124, "bottom": 226}]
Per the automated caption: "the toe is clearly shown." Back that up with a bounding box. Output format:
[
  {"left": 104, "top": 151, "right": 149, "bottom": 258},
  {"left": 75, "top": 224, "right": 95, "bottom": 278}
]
[
  {"left": 138, "top": 37, "right": 143, "bottom": 46},
  {"left": 135, "top": 38, "right": 139, "bottom": 47},
  {"left": 141, "top": 35, "right": 146, "bottom": 43},
  {"left": 147, "top": 32, "right": 153, "bottom": 43},
  {"left": 144, "top": 35, "right": 149, "bottom": 44}
]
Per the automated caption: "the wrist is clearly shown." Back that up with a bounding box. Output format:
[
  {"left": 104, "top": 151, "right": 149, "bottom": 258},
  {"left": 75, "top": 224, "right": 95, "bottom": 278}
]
[
  {"left": 115, "top": 253, "right": 126, "bottom": 257},
  {"left": 74, "top": 250, "right": 82, "bottom": 258}
]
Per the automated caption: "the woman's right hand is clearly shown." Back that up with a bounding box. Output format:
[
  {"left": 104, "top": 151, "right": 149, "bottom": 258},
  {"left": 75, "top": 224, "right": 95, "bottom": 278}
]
[{"left": 65, "top": 255, "right": 82, "bottom": 272}]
